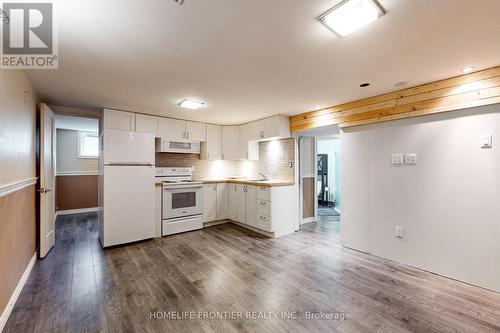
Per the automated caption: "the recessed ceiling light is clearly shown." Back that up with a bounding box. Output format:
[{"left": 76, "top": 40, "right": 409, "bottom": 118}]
[
  {"left": 462, "top": 66, "right": 475, "bottom": 74},
  {"left": 178, "top": 99, "right": 205, "bottom": 110},
  {"left": 360, "top": 83, "right": 370, "bottom": 87},
  {"left": 318, "top": 0, "right": 385, "bottom": 37}
]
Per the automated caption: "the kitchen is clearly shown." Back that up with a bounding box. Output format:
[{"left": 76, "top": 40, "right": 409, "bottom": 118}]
[
  {"left": 2, "top": 0, "right": 500, "bottom": 332},
  {"left": 99, "top": 108, "right": 299, "bottom": 248}
]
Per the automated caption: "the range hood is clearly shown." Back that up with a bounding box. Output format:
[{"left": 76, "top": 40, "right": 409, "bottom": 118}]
[{"left": 155, "top": 140, "right": 200, "bottom": 154}]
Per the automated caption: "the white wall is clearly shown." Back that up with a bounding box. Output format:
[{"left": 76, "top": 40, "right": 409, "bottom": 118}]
[
  {"left": 56, "top": 129, "right": 98, "bottom": 174},
  {"left": 341, "top": 104, "right": 500, "bottom": 292}
]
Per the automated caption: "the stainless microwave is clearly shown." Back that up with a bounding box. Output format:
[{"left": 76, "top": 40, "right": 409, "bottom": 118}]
[{"left": 155, "top": 140, "right": 200, "bottom": 154}]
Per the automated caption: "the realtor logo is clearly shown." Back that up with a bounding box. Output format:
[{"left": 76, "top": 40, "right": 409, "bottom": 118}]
[{"left": 1, "top": 1, "right": 58, "bottom": 69}]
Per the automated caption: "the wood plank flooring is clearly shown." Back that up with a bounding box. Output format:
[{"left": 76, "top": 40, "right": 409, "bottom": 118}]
[{"left": 4, "top": 213, "right": 500, "bottom": 333}]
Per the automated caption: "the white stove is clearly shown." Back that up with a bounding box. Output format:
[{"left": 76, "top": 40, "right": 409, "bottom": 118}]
[
  {"left": 155, "top": 167, "right": 203, "bottom": 236},
  {"left": 155, "top": 167, "right": 202, "bottom": 185}
]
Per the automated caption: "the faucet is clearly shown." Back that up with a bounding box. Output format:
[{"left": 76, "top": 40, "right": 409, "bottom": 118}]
[{"left": 259, "top": 172, "right": 268, "bottom": 180}]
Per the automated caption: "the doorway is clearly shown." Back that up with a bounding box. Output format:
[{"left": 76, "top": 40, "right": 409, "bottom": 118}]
[
  {"left": 37, "top": 108, "right": 100, "bottom": 258},
  {"left": 297, "top": 126, "right": 341, "bottom": 230},
  {"left": 317, "top": 136, "right": 340, "bottom": 220}
]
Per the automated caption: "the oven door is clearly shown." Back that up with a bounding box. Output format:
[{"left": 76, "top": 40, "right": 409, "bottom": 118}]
[{"left": 162, "top": 185, "right": 203, "bottom": 219}]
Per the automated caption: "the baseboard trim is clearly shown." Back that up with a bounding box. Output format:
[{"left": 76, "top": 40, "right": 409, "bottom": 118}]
[
  {"left": 0, "top": 253, "right": 36, "bottom": 332},
  {"left": 300, "top": 217, "right": 316, "bottom": 225},
  {"left": 203, "top": 220, "right": 230, "bottom": 228},
  {"left": 56, "top": 207, "right": 98, "bottom": 216},
  {"left": 0, "top": 178, "right": 37, "bottom": 199}
]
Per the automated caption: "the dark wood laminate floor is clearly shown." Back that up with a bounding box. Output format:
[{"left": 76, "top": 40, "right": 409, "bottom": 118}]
[{"left": 5, "top": 213, "right": 500, "bottom": 333}]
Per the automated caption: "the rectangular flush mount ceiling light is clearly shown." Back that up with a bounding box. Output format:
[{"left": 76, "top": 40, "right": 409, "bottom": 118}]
[
  {"left": 318, "top": 0, "right": 385, "bottom": 37},
  {"left": 178, "top": 99, "right": 205, "bottom": 110}
]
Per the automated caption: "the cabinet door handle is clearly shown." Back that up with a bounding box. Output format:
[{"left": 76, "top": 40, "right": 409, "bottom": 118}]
[
  {"left": 246, "top": 152, "right": 248, "bottom": 160},
  {"left": 222, "top": 153, "right": 225, "bottom": 160}
]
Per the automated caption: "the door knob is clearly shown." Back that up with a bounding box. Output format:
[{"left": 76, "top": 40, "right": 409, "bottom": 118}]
[{"left": 38, "top": 188, "right": 52, "bottom": 193}]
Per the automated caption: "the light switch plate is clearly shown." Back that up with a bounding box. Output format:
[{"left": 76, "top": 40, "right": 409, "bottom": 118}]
[
  {"left": 395, "top": 226, "right": 404, "bottom": 238},
  {"left": 481, "top": 134, "right": 492, "bottom": 148},
  {"left": 404, "top": 153, "right": 417, "bottom": 165},
  {"left": 391, "top": 153, "right": 404, "bottom": 165}
]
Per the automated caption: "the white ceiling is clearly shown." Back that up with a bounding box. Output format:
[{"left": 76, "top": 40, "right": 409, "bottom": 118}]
[
  {"left": 27, "top": 0, "right": 500, "bottom": 125},
  {"left": 55, "top": 114, "right": 99, "bottom": 132}
]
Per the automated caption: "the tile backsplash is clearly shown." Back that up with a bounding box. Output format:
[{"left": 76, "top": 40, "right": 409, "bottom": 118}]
[{"left": 155, "top": 138, "right": 295, "bottom": 181}]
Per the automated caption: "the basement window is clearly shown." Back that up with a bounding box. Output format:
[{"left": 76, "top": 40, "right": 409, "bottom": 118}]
[{"left": 78, "top": 131, "right": 99, "bottom": 159}]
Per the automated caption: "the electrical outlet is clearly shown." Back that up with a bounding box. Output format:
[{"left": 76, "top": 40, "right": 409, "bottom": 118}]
[
  {"left": 391, "top": 153, "right": 404, "bottom": 165},
  {"left": 395, "top": 226, "right": 404, "bottom": 238},
  {"left": 404, "top": 153, "right": 417, "bottom": 165}
]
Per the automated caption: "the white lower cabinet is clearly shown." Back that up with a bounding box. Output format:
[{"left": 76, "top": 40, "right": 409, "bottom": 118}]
[
  {"left": 227, "top": 184, "right": 236, "bottom": 221},
  {"left": 203, "top": 183, "right": 229, "bottom": 223},
  {"left": 203, "top": 184, "right": 217, "bottom": 223},
  {"left": 203, "top": 182, "right": 298, "bottom": 237},
  {"left": 216, "top": 183, "right": 229, "bottom": 219},
  {"left": 245, "top": 185, "right": 257, "bottom": 227},
  {"left": 235, "top": 184, "right": 246, "bottom": 223}
]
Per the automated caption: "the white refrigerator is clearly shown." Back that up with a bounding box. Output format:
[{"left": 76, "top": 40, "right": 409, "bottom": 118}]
[{"left": 98, "top": 129, "right": 156, "bottom": 247}]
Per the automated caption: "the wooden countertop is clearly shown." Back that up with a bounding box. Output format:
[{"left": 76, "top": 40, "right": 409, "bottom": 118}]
[{"left": 197, "top": 179, "right": 295, "bottom": 187}]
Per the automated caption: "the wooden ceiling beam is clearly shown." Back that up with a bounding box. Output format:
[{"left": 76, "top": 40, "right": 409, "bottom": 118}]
[{"left": 290, "top": 66, "right": 500, "bottom": 132}]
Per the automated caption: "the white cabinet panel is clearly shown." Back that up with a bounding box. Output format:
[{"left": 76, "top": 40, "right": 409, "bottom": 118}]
[
  {"left": 221, "top": 126, "right": 240, "bottom": 160},
  {"left": 186, "top": 121, "right": 206, "bottom": 142},
  {"left": 236, "top": 185, "right": 246, "bottom": 223},
  {"left": 246, "top": 115, "right": 291, "bottom": 141},
  {"left": 245, "top": 185, "right": 257, "bottom": 227},
  {"left": 136, "top": 114, "right": 160, "bottom": 136},
  {"left": 159, "top": 118, "right": 185, "bottom": 141},
  {"left": 201, "top": 124, "right": 222, "bottom": 160},
  {"left": 228, "top": 183, "right": 238, "bottom": 221},
  {"left": 216, "top": 183, "right": 229, "bottom": 220},
  {"left": 103, "top": 109, "right": 136, "bottom": 131},
  {"left": 203, "top": 184, "right": 217, "bottom": 223},
  {"left": 247, "top": 120, "right": 262, "bottom": 141},
  {"left": 239, "top": 124, "right": 259, "bottom": 160}
]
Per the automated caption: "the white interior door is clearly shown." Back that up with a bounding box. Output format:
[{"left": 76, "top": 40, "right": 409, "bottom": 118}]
[{"left": 40, "top": 103, "right": 56, "bottom": 258}]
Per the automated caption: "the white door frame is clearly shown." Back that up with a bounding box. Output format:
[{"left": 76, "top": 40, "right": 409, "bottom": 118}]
[{"left": 39, "top": 103, "right": 56, "bottom": 258}]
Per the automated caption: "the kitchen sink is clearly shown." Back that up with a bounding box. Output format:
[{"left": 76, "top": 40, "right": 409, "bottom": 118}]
[{"left": 246, "top": 178, "right": 271, "bottom": 182}]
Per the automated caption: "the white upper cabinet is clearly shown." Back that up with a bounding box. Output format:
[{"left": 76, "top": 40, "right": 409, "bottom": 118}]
[
  {"left": 135, "top": 114, "right": 160, "bottom": 136},
  {"left": 221, "top": 126, "right": 240, "bottom": 160},
  {"left": 201, "top": 124, "right": 222, "bottom": 160},
  {"left": 103, "top": 109, "right": 136, "bottom": 131},
  {"left": 159, "top": 118, "right": 185, "bottom": 141},
  {"left": 185, "top": 121, "right": 206, "bottom": 142},
  {"left": 247, "top": 115, "right": 290, "bottom": 141},
  {"left": 239, "top": 124, "right": 259, "bottom": 160}
]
